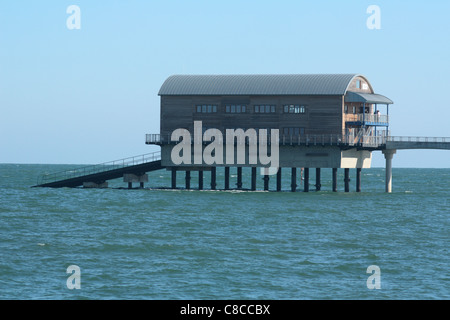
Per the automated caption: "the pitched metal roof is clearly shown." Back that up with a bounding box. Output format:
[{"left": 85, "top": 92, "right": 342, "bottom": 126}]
[
  {"left": 158, "top": 74, "right": 361, "bottom": 96},
  {"left": 345, "top": 91, "right": 393, "bottom": 104}
]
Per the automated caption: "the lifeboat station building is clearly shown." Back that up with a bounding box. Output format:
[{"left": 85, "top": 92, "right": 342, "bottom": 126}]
[{"left": 146, "top": 74, "right": 394, "bottom": 192}]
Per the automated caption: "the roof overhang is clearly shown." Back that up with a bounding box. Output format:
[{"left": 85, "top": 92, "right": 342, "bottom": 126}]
[{"left": 345, "top": 91, "right": 393, "bottom": 104}]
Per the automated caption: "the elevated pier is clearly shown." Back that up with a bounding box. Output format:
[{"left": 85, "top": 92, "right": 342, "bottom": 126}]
[
  {"left": 382, "top": 136, "right": 450, "bottom": 193},
  {"left": 34, "top": 136, "right": 449, "bottom": 192},
  {"left": 386, "top": 136, "right": 450, "bottom": 150}
]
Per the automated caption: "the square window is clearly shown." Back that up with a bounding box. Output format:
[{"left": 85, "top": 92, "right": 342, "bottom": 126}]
[
  {"left": 300, "top": 105, "right": 305, "bottom": 113},
  {"left": 255, "top": 105, "right": 259, "bottom": 113},
  {"left": 202, "top": 105, "right": 207, "bottom": 113},
  {"left": 284, "top": 105, "right": 288, "bottom": 113},
  {"left": 196, "top": 105, "right": 201, "bottom": 113},
  {"left": 213, "top": 105, "right": 217, "bottom": 113},
  {"left": 226, "top": 105, "right": 230, "bottom": 113},
  {"left": 271, "top": 105, "right": 276, "bottom": 113},
  {"left": 289, "top": 105, "right": 295, "bottom": 113},
  {"left": 207, "top": 105, "right": 212, "bottom": 113},
  {"left": 236, "top": 105, "right": 241, "bottom": 113},
  {"left": 265, "top": 105, "right": 270, "bottom": 113},
  {"left": 231, "top": 105, "right": 236, "bottom": 113},
  {"left": 242, "top": 105, "right": 246, "bottom": 113}
]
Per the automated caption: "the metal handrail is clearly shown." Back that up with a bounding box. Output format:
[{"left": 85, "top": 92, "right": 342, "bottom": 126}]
[
  {"left": 386, "top": 136, "right": 450, "bottom": 143},
  {"left": 37, "top": 151, "right": 161, "bottom": 185},
  {"left": 344, "top": 114, "right": 389, "bottom": 123},
  {"left": 146, "top": 133, "right": 388, "bottom": 147}
]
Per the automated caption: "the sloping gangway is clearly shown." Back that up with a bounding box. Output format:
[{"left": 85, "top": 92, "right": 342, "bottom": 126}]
[{"left": 34, "top": 151, "right": 162, "bottom": 188}]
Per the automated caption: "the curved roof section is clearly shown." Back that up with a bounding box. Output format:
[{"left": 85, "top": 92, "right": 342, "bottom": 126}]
[{"left": 159, "top": 74, "right": 363, "bottom": 96}]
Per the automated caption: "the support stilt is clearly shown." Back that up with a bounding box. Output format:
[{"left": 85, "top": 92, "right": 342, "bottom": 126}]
[
  {"left": 291, "top": 168, "right": 297, "bottom": 192},
  {"left": 344, "top": 168, "right": 350, "bottom": 192},
  {"left": 185, "top": 171, "right": 191, "bottom": 189},
  {"left": 237, "top": 167, "right": 242, "bottom": 189},
  {"left": 315, "top": 168, "right": 321, "bottom": 191},
  {"left": 251, "top": 167, "right": 257, "bottom": 191},
  {"left": 276, "top": 168, "right": 282, "bottom": 192},
  {"left": 171, "top": 168, "right": 177, "bottom": 189},
  {"left": 332, "top": 168, "right": 337, "bottom": 192},
  {"left": 263, "top": 173, "right": 269, "bottom": 191},
  {"left": 224, "top": 167, "right": 230, "bottom": 190},
  {"left": 211, "top": 167, "right": 216, "bottom": 190},
  {"left": 304, "top": 168, "right": 309, "bottom": 192},
  {"left": 199, "top": 171, "right": 203, "bottom": 190},
  {"left": 383, "top": 149, "right": 396, "bottom": 193},
  {"left": 356, "top": 168, "right": 361, "bottom": 192}
]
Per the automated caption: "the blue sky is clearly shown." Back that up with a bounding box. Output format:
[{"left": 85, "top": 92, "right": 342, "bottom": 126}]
[{"left": 1, "top": 0, "right": 449, "bottom": 167}]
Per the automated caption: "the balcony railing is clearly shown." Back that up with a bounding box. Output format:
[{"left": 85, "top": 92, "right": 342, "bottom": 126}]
[
  {"left": 146, "top": 133, "right": 387, "bottom": 148},
  {"left": 345, "top": 114, "right": 389, "bottom": 124}
]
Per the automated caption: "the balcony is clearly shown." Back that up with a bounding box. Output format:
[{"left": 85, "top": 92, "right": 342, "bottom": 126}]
[
  {"left": 345, "top": 113, "right": 389, "bottom": 126},
  {"left": 146, "top": 133, "right": 387, "bottom": 149}
]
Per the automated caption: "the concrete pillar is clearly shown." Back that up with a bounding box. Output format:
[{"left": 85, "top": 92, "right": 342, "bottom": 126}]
[
  {"left": 124, "top": 173, "right": 148, "bottom": 189},
  {"left": 304, "top": 168, "right": 309, "bottom": 192},
  {"left": 171, "top": 168, "right": 177, "bottom": 189},
  {"left": 291, "top": 168, "right": 297, "bottom": 192},
  {"left": 356, "top": 168, "right": 361, "bottom": 192},
  {"left": 332, "top": 168, "right": 337, "bottom": 192},
  {"left": 211, "top": 167, "right": 216, "bottom": 190},
  {"left": 383, "top": 149, "right": 396, "bottom": 193},
  {"left": 224, "top": 167, "right": 230, "bottom": 190},
  {"left": 185, "top": 171, "right": 191, "bottom": 189},
  {"left": 276, "top": 168, "right": 282, "bottom": 192},
  {"left": 83, "top": 181, "right": 108, "bottom": 188},
  {"left": 198, "top": 171, "right": 203, "bottom": 190},
  {"left": 315, "top": 168, "right": 321, "bottom": 191},
  {"left": 237, "top": 167, "right": 242, "bottom": 189},
  {"left": 251, "top": 167, "right": 257, "bottom": 191},
  {"left": 344, "top": 168, "right": 350, "bottom": 192}
]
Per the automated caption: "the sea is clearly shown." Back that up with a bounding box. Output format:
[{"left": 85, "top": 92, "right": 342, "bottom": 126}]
[{"left": 0, "top": 164, "right": 448, "bottom": 300}]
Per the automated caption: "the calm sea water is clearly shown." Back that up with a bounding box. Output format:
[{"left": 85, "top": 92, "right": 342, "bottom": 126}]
[{"left": 0, "top": 164, "right": 448, "bottom": 300}]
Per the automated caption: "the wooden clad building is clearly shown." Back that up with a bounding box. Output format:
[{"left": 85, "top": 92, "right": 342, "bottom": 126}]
[{"left": 146, "top": 74, "right": 393, "bottom": 191}]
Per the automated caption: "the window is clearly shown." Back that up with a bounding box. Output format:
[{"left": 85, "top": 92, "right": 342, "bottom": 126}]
[
  {"left": 196, "top": 105, "right": 218, "bottom": 113},
  {"left": 225, "top": 105, "right": 247, "bottom": 113},
  {"left": 352, "top": 106, "right": 356, "bottom": 114},
  {"left": 283, "top": 105, "right": 306, "bottom": 114},
  {"left": 344, "top": 105, "right": 348, "bottom": 113},
  {"left": 356, "top": 80, "right": 361, "bottom": 89},
  {"left": 283, "top": 127, "right": 305, "bottom": 136},
  {"left": 254, "top": 105, "right": 276, "bottom": 113}
]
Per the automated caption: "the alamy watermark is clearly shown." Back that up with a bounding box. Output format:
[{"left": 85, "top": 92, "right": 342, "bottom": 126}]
[
  {"left": 366, "top": 5, "right": 381, "bottom": 30},
  {"left": 170, "top": 121, "right": 279, "bottom": 175},
  {"left": 66, "top": 5, "right": 81, "bottom": 30},
  {"left": 66, "top": 265, "right": 81, "bottom": 289},
  {"left": 366, "top": 265, "right": 381, "bottom": 289}
]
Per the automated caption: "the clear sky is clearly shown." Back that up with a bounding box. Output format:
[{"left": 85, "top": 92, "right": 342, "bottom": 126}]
[{"left": 1, "top": 0, "right": 449, "bottom": 167}]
